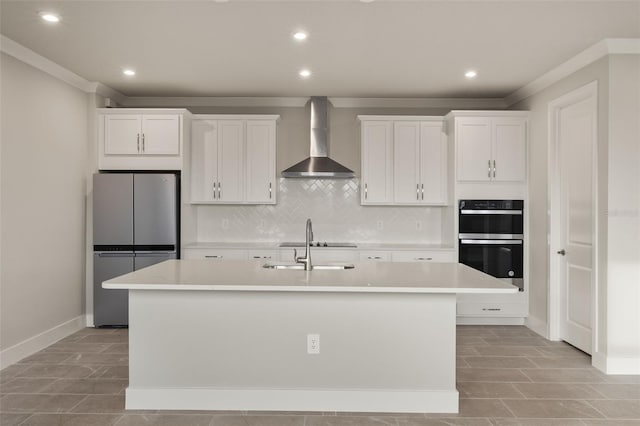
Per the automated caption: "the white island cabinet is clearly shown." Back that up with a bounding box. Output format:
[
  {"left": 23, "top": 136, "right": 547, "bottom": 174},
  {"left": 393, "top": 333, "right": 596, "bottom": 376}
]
[{"left": 104, "top": 259, "right": 516, "bottom": 414}]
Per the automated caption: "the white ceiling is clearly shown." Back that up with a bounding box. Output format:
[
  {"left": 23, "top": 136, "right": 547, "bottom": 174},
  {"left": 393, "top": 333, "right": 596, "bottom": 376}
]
[{"left": 1, "top": 1, "right": 639, "bottom": 98}]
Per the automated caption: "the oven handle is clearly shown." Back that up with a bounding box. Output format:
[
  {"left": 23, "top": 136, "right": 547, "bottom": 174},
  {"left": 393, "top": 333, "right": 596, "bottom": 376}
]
[
  {"left": 460, "top": 239, "right": 523, "bottom": 245},
  {"left": 460, "top": 209, "right": 523, "bottom": 215}
]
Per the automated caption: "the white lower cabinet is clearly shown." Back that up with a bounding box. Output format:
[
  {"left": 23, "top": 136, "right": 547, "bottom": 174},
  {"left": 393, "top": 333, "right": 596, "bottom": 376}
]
[
  {"left": 391, "top": 250, "right": 456, "bottom": 262},
  {"left": 359, "top": 251, "right": 392, "bottom": 261},
  {"left": 182, "top": 248, "right": 248, "bottom": 260}
]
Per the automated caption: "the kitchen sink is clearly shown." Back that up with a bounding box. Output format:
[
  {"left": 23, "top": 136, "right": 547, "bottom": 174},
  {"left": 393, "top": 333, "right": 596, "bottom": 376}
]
[{"left": 263, "top": 263, "right": 355, "bottom": 270}]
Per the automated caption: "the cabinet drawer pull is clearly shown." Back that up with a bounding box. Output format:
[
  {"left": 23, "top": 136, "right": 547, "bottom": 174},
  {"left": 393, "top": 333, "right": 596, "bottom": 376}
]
[
  {"left": 482, "top": 308, "right": 501, "bottom": 311},
  {"left": 205, "top": 255, "right": 222, "bottom": 259},
  {"left": 253, "top": 255, "right": 272, "bottom": 259},
  {"left": 137, "top": 134, "right": 140, "bottom": 152},
  {"left": 367, "top": 256, "right": 382, "bottom": 260},
  {"left": 414, "top": 257, "right": 433, "bottom": 261}
]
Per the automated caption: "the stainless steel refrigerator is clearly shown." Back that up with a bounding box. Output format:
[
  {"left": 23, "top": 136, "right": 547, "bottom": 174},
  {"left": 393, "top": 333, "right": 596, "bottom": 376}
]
[{"left": 93, "top": 173, "right": 178, "bottom": 326}]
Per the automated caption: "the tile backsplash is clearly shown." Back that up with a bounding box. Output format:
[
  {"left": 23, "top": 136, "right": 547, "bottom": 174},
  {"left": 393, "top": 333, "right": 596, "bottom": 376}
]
[{"left": 195, "top": 178, "right": 448, "bottom": 244}]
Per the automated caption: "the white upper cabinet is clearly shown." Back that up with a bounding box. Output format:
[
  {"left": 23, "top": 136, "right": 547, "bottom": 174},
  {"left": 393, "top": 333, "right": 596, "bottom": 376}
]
[
  {"left": 190, "top": 115, "right": 278, "bottom": 205},
  {"left": 245, "top": 120, "right": 277, "bottom": 203},
  {"left": 450, "top": 112, "right": 528, "bottom": 183},
  {"left": 360, "top": 116, "right": 448, "bottom": 206},
  {"left": 361, "top": 121, "right": 393, "bottom": 203},
  {"left": 98, "top": 109, "right": 189, "bottom": 170}
]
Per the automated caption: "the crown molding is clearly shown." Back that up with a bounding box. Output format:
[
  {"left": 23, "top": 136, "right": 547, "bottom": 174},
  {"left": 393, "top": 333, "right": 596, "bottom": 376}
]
[
  {"left": 121, "top": 96, "right": 310, "bottom": 108},
  {"left": 328, "top": 97, "right": 506, "bottom": 109},
  {"left": 1, "top": 35, "right": 124, "bottom": 100},
  {"left": 504, "top": 38, "right": 640, "bottom": 106}
]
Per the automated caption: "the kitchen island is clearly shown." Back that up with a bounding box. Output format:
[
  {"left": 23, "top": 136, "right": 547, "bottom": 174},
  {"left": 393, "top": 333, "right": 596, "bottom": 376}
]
[{"left": 104, "top": 259, "right": 517, "bottom": 413}]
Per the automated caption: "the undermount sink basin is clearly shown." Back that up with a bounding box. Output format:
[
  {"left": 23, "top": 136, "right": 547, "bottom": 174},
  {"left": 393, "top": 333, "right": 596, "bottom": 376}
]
[{"left": 263, "top": 263, "right": 355, "bottom": 270}]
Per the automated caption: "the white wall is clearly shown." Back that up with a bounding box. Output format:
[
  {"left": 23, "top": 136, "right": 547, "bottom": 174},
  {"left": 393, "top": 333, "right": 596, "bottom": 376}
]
[
  {"left": 604, "top": 54, "right": 640, "bottom": 372},
  {"left": 510, "top": 57, "right": 610, "bottom": 336},
  {"left": 512, "top": 53, "right": 640, "bottom": 373},
  {"left": 0, "top": 53, "right": 89, "bottom": 364}
]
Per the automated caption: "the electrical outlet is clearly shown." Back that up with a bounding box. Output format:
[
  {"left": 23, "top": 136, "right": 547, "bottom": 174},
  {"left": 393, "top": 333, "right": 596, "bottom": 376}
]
[
  {"left": 416, "top": 220, "right": 422, "bottom": 231},
  {"left": 376, "top": 220, "right": 384, "bottom": 230},
  {"left": 221, "top": 219, "right": 229, "bottom": 230},
  {"left": 307, "top": 334, "right": 320, "bottom": 354}
]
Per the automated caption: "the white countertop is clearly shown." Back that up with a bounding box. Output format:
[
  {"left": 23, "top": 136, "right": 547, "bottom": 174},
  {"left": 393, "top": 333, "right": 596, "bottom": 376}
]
[
  {"left": 183, "top": 242, "right": 455, "bottom": 251},
  {"left": 103, "top": 259, "right": 517, "bottom": 294}
]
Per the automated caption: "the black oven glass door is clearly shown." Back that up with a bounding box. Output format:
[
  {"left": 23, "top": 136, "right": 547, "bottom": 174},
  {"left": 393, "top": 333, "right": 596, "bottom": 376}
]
[
  {"left": 459, "top": 212, "right": 523, "bottom": 236},
  {"left": 459, "top": 239, "right": 523, "bottom": 279}
]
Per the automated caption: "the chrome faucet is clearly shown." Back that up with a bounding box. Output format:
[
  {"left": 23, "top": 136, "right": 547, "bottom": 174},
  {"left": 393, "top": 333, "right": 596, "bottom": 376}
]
[{"left": 294, "top": 218, "right": 314, "bottom": 271}]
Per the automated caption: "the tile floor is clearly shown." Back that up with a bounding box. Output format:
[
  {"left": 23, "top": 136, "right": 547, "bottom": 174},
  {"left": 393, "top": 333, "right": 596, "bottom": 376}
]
[{"left": 1, "top": 326, "right": 639, "bottom": 426}]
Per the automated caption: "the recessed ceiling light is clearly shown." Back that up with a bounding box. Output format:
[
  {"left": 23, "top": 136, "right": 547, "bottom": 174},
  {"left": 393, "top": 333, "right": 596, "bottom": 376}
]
[
  {"left": 360, "top": 0, "right": 376, "bottom": 3},
  {"left": 299, "top": 69, "right": 311, "bottom": 78},
  {"left": 39, "top": 12, "right": 60, "bottom": 23},
  {"left": 465, "top": 70, "right": 478, "bottom": 79},
  {"left": 293, "top": 31, "right": 308, "bottom": 41},
  {"left": 123, "top": 69, "right": 136, "bottom": 77}
]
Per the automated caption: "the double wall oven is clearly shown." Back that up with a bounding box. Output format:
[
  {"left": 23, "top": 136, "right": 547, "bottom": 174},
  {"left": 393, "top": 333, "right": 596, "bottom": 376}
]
[{"left": 458, "top": 200, "right": 524, "bottom": 291}]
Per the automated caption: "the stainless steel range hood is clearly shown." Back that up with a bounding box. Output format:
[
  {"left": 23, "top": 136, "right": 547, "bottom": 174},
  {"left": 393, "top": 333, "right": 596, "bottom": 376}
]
[{"left": 282, "top": 97, "right": 355, "bottom": 178}]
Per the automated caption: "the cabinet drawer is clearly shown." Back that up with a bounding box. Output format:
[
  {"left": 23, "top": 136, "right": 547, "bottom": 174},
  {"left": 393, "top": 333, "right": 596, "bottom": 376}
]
[
  {"left": 248, "top": 250, "right": 278, "bottom": 261},
  {"left": 359, "top": 251, "right": 392, "bottom": 261},
  {"left": 182, "top": 248, "right": 248, "bottom": 260},
  {"left": 391, "top": 251, "right": 456, "bottom": 262},
  {"left": 456, "top": 302, "right": 527, "bottom": 317}
]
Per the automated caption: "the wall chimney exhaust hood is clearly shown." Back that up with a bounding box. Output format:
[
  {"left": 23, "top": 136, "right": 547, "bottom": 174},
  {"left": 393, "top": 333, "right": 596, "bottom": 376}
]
[{"left": 281, "top": 97, "right": 355, "bottom": 178}]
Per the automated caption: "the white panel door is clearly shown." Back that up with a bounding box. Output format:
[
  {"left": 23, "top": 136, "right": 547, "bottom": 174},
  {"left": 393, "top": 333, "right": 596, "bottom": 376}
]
[
  {"left": 190, "top": 120, "right": 218, "bottom": 202},
  {"left": 104, "top": 115, "right": 141, "bottom": 155},
  {"left": 361, "top": 121, "right": 392, "bottom": 204},
  {"left": 141, "top": 115, "right": 180, "bottom": 155},
  {"left": 420, "top": 122, "right": 447, "bottom": 204},
  {"left": 558, "top": 96, "right": 595, "bottom": 354},
  {"left": 245, "top": 120, "right": 276, "bottom": 203},
  {"left": 393, "top": 121, "right": 421, "bottom": 204},
  {"left": 493, "top": 118, "right": 526, "bottom": 182},
  {"left": 456, "top": 118, "right": 492, "bottom": 182},
  {"left": 217, "top": 120, "right": 244, "bottom": 203}
]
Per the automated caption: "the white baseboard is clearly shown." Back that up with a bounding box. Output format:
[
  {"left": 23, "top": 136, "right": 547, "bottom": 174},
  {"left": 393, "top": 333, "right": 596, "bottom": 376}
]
[
  {"left": 0, "top": 315, "right": 86, "bottom": 369},
  {"left": 125, "top": 387, "right": 459, "bottom": 413},
  {"left": 456, "top": 317, "right": 525, "bottom": 325},
  {"left": 592, "top": 351, "right": 640, "bottom": 375},
  {"left": 525, "top": 315, "right": 549, "bottom": 339}
]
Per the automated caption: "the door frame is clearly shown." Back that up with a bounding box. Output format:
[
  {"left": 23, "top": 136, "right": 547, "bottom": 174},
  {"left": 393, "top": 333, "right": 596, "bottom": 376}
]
[{"left": 547, "top": 81, "right": 599, "bottom": 348}]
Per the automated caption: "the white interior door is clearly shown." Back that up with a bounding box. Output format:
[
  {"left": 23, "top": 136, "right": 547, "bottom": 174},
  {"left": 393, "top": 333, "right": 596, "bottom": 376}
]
[{"left": 553, "top": 85, "right": 597, "bottom": 354}]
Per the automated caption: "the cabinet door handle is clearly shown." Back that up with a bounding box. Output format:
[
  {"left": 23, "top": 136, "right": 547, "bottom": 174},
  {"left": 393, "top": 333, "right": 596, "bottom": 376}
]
[
  {"left": 416, "top": 183, "right": 420, "bottom": 200},
  {"left": 269, "top": 182, "right": 272, "bottom": 199},
  {"left": 137, "top": 134, "right": 140, "bottom": 152},
  {"left": 213, "top": 181, "right": 217, "bottom": 199},
  {"left": 488, "top": 160, "right": 491, "bottom": 178},
  {"left": 218, "top": 182, "right": 221, "bottom": 199},
  {"left": 364, "top": 183, "right": 368, "bottom": 200},
  {"left": 142, "top": 133, "right": 145, "bottom": 152},
  {"left": 493, "top": 160, "right": 496, "bottom": 178},
  {"left": 415, "top": 257, "right": 433, "bottom": 261},
  {"left": 205, "top": 255, "right": 222, "bottom": 259},
  {"left": 421, "top": 183, "right": 424, "bottom": 200}
]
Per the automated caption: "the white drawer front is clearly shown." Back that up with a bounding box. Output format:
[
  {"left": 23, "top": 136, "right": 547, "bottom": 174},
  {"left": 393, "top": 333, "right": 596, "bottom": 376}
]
[
  {"left": 457, "top": 302, "right": 527, "bottom": 317},
  {"left": 391, "top": 251, "right": 456, "bottom": 263},
  {"left": 182, "top": 248, "right": 248, "bottom": 260},
  {"left": 359, "top": 251, "right": 392, "bottom": 261}
]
